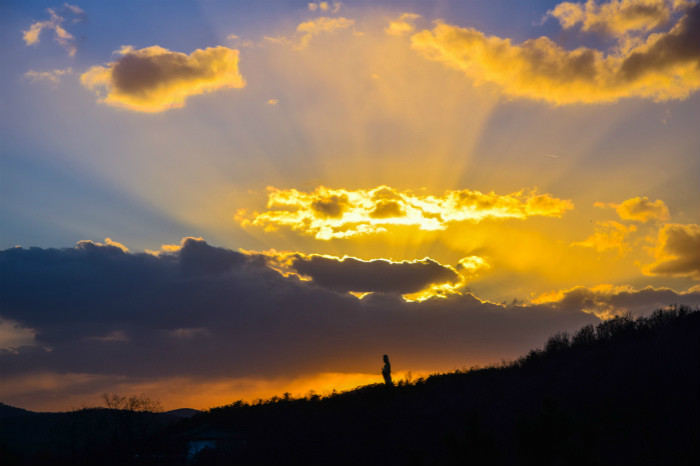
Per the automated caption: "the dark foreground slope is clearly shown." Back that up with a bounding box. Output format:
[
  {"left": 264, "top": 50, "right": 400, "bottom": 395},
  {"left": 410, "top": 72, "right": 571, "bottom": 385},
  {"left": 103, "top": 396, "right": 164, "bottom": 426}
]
[{"left": 2, "top": 307, "right": 698, "bottom": 465}]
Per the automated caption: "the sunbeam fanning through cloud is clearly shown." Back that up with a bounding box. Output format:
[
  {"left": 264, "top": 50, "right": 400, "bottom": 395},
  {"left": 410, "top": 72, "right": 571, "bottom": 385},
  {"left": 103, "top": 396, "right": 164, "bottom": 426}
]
[{"left": 1, "top": 0, "right": 699, "bottom": 416}]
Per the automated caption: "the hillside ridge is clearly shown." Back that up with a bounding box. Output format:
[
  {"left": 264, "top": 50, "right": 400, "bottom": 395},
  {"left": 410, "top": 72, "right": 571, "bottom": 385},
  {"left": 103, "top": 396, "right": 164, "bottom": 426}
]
[{"left": 1, "top": 306, "right": 698, "bottom": 465}]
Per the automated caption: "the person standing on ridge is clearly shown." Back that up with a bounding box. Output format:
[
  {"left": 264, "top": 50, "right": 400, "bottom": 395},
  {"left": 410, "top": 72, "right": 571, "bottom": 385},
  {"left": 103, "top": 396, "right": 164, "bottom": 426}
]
[{"left": 382, "top": 354, "right": 393, "bottom": 386}]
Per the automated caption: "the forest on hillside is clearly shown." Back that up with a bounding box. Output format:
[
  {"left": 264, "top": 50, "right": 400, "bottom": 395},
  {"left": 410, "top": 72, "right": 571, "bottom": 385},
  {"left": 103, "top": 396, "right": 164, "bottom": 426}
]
[{"left": 1, "top": 306, "right": 698, "bottom": 465}]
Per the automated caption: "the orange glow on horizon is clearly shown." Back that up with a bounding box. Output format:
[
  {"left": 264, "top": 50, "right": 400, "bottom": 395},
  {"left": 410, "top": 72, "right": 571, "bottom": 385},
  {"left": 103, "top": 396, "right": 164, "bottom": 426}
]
[{"left": 2, "top": 371, "right": 441, "bottom": 413}]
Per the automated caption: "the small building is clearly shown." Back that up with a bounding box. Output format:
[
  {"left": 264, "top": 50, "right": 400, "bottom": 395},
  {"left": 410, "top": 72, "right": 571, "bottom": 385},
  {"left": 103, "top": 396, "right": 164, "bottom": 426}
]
[{"left": 184, "top": 426, "right": 233, "bottom": 462}]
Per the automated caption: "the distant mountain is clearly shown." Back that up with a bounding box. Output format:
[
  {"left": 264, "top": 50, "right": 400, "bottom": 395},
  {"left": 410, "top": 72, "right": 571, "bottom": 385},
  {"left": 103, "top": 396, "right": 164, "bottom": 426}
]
[
  {"left": 0, "top": 402, "right": 34, "bottom": 418},
  {"left": 164, "top": 408, "right": 201, "bottom": 418}
]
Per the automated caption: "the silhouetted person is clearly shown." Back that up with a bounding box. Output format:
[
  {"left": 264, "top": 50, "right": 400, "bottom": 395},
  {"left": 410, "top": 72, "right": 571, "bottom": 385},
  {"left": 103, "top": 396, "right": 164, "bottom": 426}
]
[{"left": 382, "top": 354, "right": 393, "bottom": 386}]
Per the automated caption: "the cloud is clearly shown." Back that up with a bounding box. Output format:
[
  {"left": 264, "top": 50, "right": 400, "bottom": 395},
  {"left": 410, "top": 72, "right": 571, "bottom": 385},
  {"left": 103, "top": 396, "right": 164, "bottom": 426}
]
[
  {"left": 257, "top": 252, "right": 462, "bottom": 294},
  {"left": 296, "top": 17, "right": 355, "bottom": 48},
  {"left": 457, "top": 256, "right": 490, "bottom": 276},
  {"left": 571, "top": 220, "right": 637, "bottom": 254},
  {"left": 80, "top": 45, "right": 246, "bottom": 112},
  {"left": 0, "top": 238, "right": 596, "bottom": 379},
  {"left": 249, "top": 250, "right": 490, "bottom": 301},
  {"left": 643, "top": 223, "right": 700, "bottom": 278},
  {"left": 226, "top": 34, "right": 255, "bottom": 48},
  {"left": 531, "top": 283, "right": 700, "bottom": 319},
  {"left": 386, "top": 13, "right": 421, "bottom": 36},
  {"left": 22, "top": 4, "right": 83, "bottom": 57},
  {"left": 0, "top": 319, "right": 36, "bottom": 350},
  {"left": 63, "top": 3, "right": 85, "bottom": 17},
  {"left": 83, "top": 237, "right": 129, "bottom": 252},
  {"left": 410, "top": 3, "right": 700, "bottom": 103},
  {"left": 23, "top": 67, "right": 73, "bottom": 84},
  {"left": 2, "top": 238, "right": 697, "bottom": 410},
  {"left": 595, "top": 196, "right": 670, "bottom": 221},
  {"left": 236, "top": 186, "right": 574, "bottom": 240},
  {"left": 145, "top": 236, "right": 205, "bottom": 256},
  {"left": 308, "top": 2, "right": 341, "bottom": 13},
  {"left": 547, "top": 0, "right": 683, "bottom": 35}
]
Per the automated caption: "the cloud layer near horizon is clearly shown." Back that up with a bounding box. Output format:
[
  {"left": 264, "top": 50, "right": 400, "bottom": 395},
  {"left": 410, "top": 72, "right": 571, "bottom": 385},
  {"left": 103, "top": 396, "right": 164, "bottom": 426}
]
[
  {"left": 2, "top": 238, "right": 698, "bottom": 386},
  {"left": 269, "top": 252, "right": 475, "bottom": 295}
]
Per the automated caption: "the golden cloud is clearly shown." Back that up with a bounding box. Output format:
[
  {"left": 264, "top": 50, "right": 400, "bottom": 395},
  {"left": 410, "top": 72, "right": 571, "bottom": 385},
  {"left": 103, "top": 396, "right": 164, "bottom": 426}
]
[
  {"left": 296, "top": 17, "right": 355, "bottom": 48},
  {"left": 571, "top": 220, "right": 637, "bottom": 255},
  {"left": 410, "top": 3, "right": 700, "bottom": 103},
  {"left": 643, "top": 223, "right": 700, "bottom": 278},
  {"left": 22, "top": 4, "right": 82, "bottom": 56},
  {"left": 547, "top": 0, "right": 683, "bottom": 35},
  {"left": 145, "top": 236, "right": 205, "bottom": 256},
  {"left": 80, "top": 45, "right": 246, "bottom": 113},
  {"left": 236, "top": 186, "right": 574, "bottom": 240},
  {"left": 531, "top": 283, "right": 700, "bottom": 319},
  {"left": 386, "top": 13, "right": 421, "bottom": 36},
  {"left": 595, "top": 196, "right": 670, "bottom": 221},
  {"left": 457, "top": 256, "right": 490, "bottom": 275},
  {"left": 308, "top": 2, "right": 342, "bottom": 13},
  {"left": 76, "top": 238, "right": 129, "bottom": 253}
]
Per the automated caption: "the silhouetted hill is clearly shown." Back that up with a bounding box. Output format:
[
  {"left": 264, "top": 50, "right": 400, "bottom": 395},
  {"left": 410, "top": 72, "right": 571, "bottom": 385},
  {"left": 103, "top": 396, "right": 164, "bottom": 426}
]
[
  {"left": 0, "top": 403, "right": 34, "bottom": 419},
  {"left": 173, "top": 306, "right": 700, "bottom": 465},
  {"left": 165, "top": 408, "right": 202, "bottom": 418},
  {"left": 1, "top": 306, "right": 698, "bottom": 465},
  {"left": 0, "top": 407, "right": 183, "bottom": 466}
]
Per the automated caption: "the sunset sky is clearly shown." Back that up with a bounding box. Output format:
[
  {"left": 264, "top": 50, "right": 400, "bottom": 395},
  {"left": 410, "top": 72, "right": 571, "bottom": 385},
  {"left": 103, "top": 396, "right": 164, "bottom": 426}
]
[{"left": 1, "top": 0, "right": 699, "bottom": 412}]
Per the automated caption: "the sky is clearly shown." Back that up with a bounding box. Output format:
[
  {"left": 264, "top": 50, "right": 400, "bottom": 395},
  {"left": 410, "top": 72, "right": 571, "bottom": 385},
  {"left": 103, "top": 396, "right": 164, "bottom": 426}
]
[{"left": 1, "top": 0, "right": 699, "bottom": 412}]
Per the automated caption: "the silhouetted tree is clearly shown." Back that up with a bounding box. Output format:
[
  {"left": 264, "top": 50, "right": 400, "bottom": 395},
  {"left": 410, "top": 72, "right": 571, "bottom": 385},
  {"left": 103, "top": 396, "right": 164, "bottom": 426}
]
[
  {"left": 101, "top": 393, "right": 163, "bottom": 413},
  {"left": 544, "top": 331, "right": 570, "bottom": 353},
  {"left": 572, "top": 324, "right": 595, "bottom": 347}
]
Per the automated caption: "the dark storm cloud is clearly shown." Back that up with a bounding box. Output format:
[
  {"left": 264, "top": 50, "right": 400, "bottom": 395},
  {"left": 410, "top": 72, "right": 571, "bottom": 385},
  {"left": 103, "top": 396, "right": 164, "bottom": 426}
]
[
  {"left": 2, "top": 239, "right": 697, "bottom": 382},
  {"left": 290, "top": 255, "right": 459, "bottom": 294}
]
